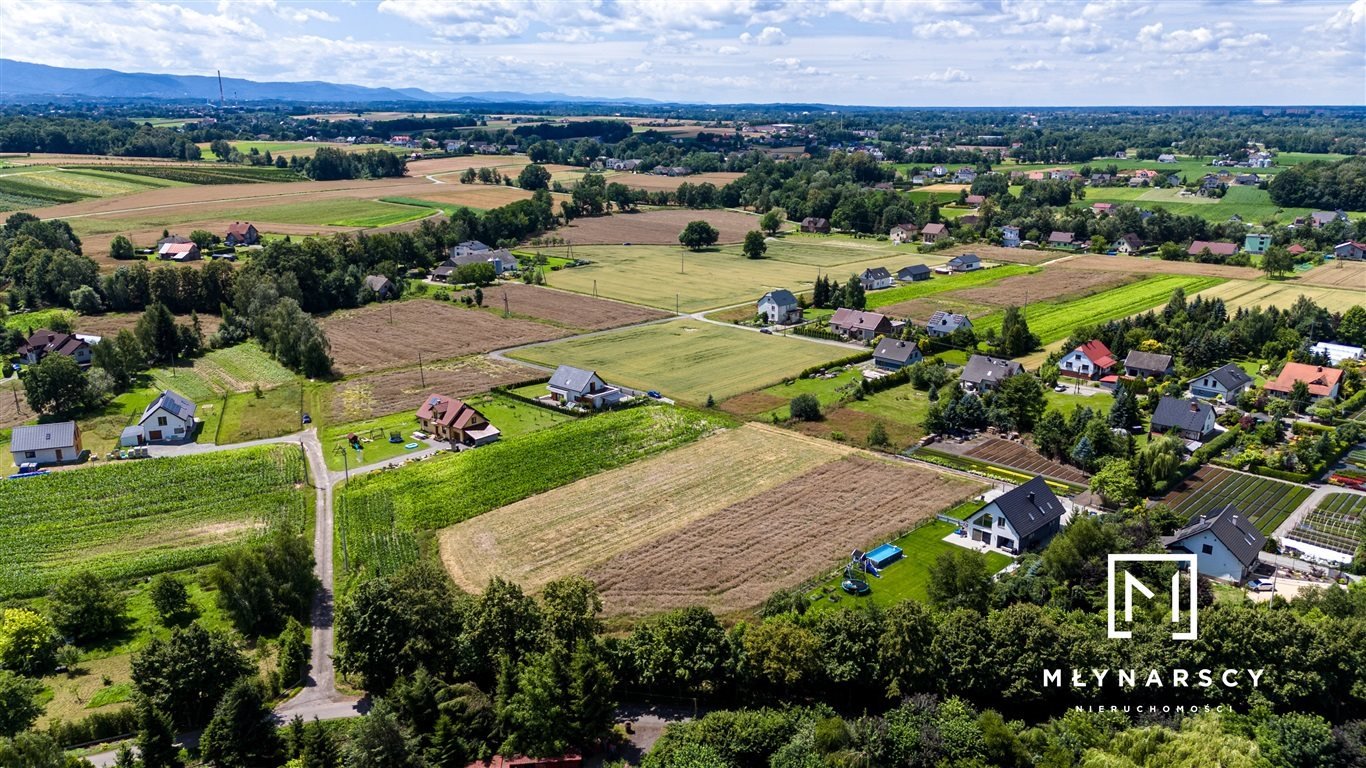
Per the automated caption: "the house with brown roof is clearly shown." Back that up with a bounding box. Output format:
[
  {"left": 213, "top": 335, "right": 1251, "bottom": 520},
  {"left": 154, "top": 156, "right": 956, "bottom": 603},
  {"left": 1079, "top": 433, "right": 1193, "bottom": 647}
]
[
  {"left": 1187, "top": 240, "right": 1238, "bottom": 258},
  {"left": 224, "top": 221, "right": 259, "bottom": 246},
  {"left": 800, "top": 217, "right": 830, "bottom": 234},
  {"left": 1115, "top": 233, "right": 1144, "bottom": 254},
  {"left": 416, "top": 394, "right": 501, "bottom": 446},
  {"left": 1059, "top": 340, "right": 1114, "bottom": 380},
  {"left": 1264, "top": 362, "right": 1343, "bottom": 400},
  {"left": 1048, "top": 231, "right": 1076, "bottom": 248},
  {"left": 830, "top": 308, "right": 899, "bottom": 341},
  {"left": 17, "top": 329, "right": 92, "bottom": 367},
  {"left": 921, "top": 222, "right": 947, "bottom": 244},
  {"left": 1091, "top": 202, "right": 1113, "bottom": 215},
  {"left": 889, "top": 223, "right": 919, "bottom": 244},
  {"left": 965, "top": 194, "right": 985, "bottom": 207}
]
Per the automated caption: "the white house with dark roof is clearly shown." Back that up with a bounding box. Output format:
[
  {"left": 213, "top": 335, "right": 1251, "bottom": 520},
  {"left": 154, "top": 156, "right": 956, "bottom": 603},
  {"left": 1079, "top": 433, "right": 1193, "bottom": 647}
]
[
  {"left": 547, "top": 366, "right": 622, "bottom": 410},
  {"left": 873, "top": 338, "right": 922, "bottom": 370},
  {"left": 945, "top": 253, "right": 982, "bottom": 272},
  {"left": 926, "top": 311, "right": 972, "bottom": 338},
  {"left": 10, "top": 422, "right": 82, "bottom": 466},
  {"left": 859, "top": 267, "right": 893, "bottom": 291},
  {"left": 1163, "top": 505, "right": 1266, "bottom": 584},
  {"left": 1150, "top": 396, "right": 1217, "bottom": 444},
  {"left": 757, "top": 289, "right": 802, "bottom": 324},
  {"left": 1001, "top": 225, "right": 1021, "bottom": 248},
  {"left": 1189, "top": 363, "right": 1253, "bottom": 402},
  {"left": 135, "top": 390, "right": 197, "bottom": 443},
  {"left": 959, "top": 354, "right": 1023, "bottom": 393},
  {"left": 1334, "top": 241, "right": 1366, "bottom": 261},
  {"left": 964, "top": 476, "right": 1065, "bottom": 554}
]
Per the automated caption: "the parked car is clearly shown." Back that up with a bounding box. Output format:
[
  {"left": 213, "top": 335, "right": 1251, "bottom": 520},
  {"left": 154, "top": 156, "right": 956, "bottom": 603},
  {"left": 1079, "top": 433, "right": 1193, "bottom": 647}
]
[
  {"left": 301, "top": 413, "right": 312, "bottom": 424},
  {"left": 760, "top": 328, "right": 773, "bottom": 334},
  {"left": 1054, "top": 384, "right": 1068, "bottom": 392},
  {"left": 1247, "top": 579, "right": 1273, "bottom": 592},
  {"left": 646, "top": 390, "right": 662, "bottom": 399}
]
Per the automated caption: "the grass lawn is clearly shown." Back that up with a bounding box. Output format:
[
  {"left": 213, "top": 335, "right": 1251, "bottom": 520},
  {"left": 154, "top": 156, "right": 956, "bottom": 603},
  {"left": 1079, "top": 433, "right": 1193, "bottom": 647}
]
[
  {"left": 755, "top": 367, "right": 864, "bottom": 419},
  {"left": 847, "top": 383, "right": 933, "bottom": 435},
  {"left": 462, "top": 392, "right": 574, "bottom": 438},
  {"left": 806, "top": 520, "right": 1012, "bottom": 609},
  {"left": 863, "top": 264, "right": 1040, "bottom": 310},
  {"left": 748, "top": 233, "right": 934, "bottom": 267},
  {"left": 216, "top": 382, "right": 303, "bottom": 444},
  {"left": 1044, "top": 388, "right": 1115, "bottom": 416},
  {"left": 510, "top": 319, "right": 854, "bottom": 404}
]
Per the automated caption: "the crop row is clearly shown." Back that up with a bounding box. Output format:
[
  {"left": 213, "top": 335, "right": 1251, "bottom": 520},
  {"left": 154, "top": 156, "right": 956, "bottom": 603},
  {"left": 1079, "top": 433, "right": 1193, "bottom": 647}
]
[
  {"left": 0, "top": 445, "right": 310, "bottom": 597},
  {"left": 863, "top": 264, "right": 1039, "bottom": 310},
  {"left": 82, "top": 165, "right": 305, "bottom": 185},
  {"left": 1167, "top": 467, "right": 1309, "bottom": 534},
  {"left": 336, "top": 486, "right": 419, "bottom": 592}
]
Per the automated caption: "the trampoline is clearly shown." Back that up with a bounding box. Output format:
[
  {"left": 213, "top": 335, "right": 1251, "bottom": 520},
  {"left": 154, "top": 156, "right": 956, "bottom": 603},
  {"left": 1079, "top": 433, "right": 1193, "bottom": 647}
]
[{"left": 865, "top": 543, "right": 904, "bottom": 568}]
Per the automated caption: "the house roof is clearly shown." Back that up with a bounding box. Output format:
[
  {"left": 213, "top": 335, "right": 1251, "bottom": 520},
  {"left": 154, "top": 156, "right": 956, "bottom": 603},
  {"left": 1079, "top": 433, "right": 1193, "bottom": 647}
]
[
  {"left": 1118, "top": 233, "right": 1143, "bottom": 248},
  {"left": 990, "top": 476, "right": 1065, "bottom": 539},
  {"left": 898, "top": 264, "right": 930, "bottom": 277},
  {"left": 1123, "top": 350, "right": 1172, "bottom": 373},
  {"left": 1287, "top": 244, "right": 1307, "bottom": 254},
  {"left": 158, "top": 234, "right": 192, "bottom": 245},
  {"left": 1151, "top": 396, "right": 1213, "bottom": 434},
  {"left": 965, "top": 194, "right": 985, "bottom": 205},
  {"left": 226, "top": 221, "right": 255, "bottom": 236},
  {"left": 1311, "top": 211, "right": 1341, "bottom": 224},
  {"left": 159, "top": 242, "right": 198, "bottom": 255},
  {"left": 19, "top": 329, "right": 88, "bottom": 358},
  {"left": 1187, "top": 240, "right": 1238, "bottom": 256},
  {"left": 549, "top": 365, "right": 602, "bottom": 392},
  {"left": 922, "top": 222, "right": 946, "bottom": 235},
  {"left": 802, "top": 216, "right": 829, "bottom": 226},
  {"left": 961, "top": 354, "right": 1023, "bottom": 385},
  {"left": 140, "top": 390, "right": 196, "bottom": 425},
  {"left": 1264, "top": 362, "right": 1343, "bottom": 397},
  {"left": 1196, "top": 363, "right": 1254, "bottom": 391},
  {"left": 874, "top": 338, "right": 920, "bottom": 365},
  {"left": 1163, "top": 505, "right": 1265, "bottom": 569},
  {"left": 862, "top": 267, "right": 891, "bottom": 280},
  {"left": 11, "top": 422, "right": 78, "bottom": 452},
  {"left": 927, "top": 310, "right": 971, "bottom": 330},
  {"left": 947, "top": 253, "right": 981, "bottom": 266},
  {"left": 416, "top": 394, "right": 487, "bottom": 429},
  {"left": 364, "top": 275, "right": 393, "bottom": 292},
  {"left": 1073, "top": 340, "right": 1115, "bottom": 369},
  {"left": 1310, "top": 342, "right": 1364, "bottom": 365},
  {"left": 1048, "top": 231, "right": 1074, "bottom": 243},
  {"left": 759, "top": 289, "right": 797, "bottom": 307},
  {"left": 890, "top": 223, "right": 919, "bottom": 233},
  {"left": 831, "top": 309, "right": 890, "bottom": 332}
]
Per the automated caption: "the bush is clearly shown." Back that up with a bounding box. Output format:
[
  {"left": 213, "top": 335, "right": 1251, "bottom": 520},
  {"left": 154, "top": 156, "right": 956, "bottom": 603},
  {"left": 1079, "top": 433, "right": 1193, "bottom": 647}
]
[
  {"left": 789, "top": 393, "right": 821, "bottom": 421},
  {"left": 148, "top": 575, "right": 192, "bottom": 625},
  {"left": 47, "top": 706, "right": 137, "bottom": 747}
]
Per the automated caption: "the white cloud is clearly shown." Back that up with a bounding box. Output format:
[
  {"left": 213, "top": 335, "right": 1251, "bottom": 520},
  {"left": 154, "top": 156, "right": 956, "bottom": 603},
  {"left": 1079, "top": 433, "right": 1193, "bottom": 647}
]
[
  {"left": 914, "top": 20, "right": 975, "bottom": 38},
  {"left": 715, "top": 45, "right": 742, "bottom": 55},
  {"left": 912, "top": 67, "right": 973, "bottom": 82},
  {"left": 1009, "top": 59, "right": 1052, "bottom": 71},
  {"left": 739, "top": 26, "right": 788, "bottom": 45},
  {"left": 284, "top": 7, "right": 338, "bottom": 23},
  {"left": 1060, "top": 35, "right": 1112, "bottom": 54},
  {"left": 771, "top": 57, "right": 830, "bottom": 75}
]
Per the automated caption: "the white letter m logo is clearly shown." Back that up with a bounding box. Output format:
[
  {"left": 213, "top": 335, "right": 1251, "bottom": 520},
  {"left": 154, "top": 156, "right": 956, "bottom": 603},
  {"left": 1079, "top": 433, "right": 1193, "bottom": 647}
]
[{"left": 1107, "top": 554, "right": 1197, "bottom": 640}]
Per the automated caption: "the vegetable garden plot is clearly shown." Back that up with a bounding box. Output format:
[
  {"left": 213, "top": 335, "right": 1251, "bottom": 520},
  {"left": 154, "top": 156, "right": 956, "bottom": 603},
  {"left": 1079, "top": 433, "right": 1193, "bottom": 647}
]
[
  {"left": 1161, "top": 466, "right": 1311, "bottom": 535},
  {"left": 1286, "top": 493, "right": 1366, "bottom": 556}
]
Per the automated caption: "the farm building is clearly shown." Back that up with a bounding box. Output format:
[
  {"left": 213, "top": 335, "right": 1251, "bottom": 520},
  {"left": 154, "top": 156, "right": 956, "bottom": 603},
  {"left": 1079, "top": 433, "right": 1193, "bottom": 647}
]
[
  {"left": 224, "top": 221, "right": 260, "bottom": 246},
  {"left": 757, "top": 289, "right": 802, "bottom": 324},
  {"left": 889, "top": 224, "right": 919, "bottom": 244},
  {"left": 1048, "top": 231, "right": 1076, "bottom": 248},
  {"left": 131, "top": 390, "right": 197, "bottom": 444},
  {"left": 1157, "top": 154, "right": 1177, "bottom": 162},
  {"left": 859, "top": 267, "right": 893, "bottom": 291},
  {"left": 1059, "top": 340, "right": 1114, "bottom": 380},
  {"left": 965, "top": 194, "right": 985, "bottom": 206},
  {"left": 443, "top": 241, "right": 519, "bottom": 275},
  {"left": 964, "top": 475, "right": 1065, "bottom": 554},
  {"left": 1115, "top": 233, "right": 1143, "bottom": 254},
  {"left": 1123, "top": 350, "right": 1174, "bottom": 379},
  {"left": 10, "top": 422, "right": 81, "bottom": 467},
  {"left": 926, "top": 310, "right": 972, "bottom": 338},
  {"left": 960, "top": 354, "right": 1023, "bottom": 393},
  {"left": 17, "top": 329, "right": 92, "bottom": 367},
  {"left": 1189, "top": 363, "right": 1254, "bottom": 402},
  {"left": 800, "top": 217, "right": 830, "bottom": 234},
  {"left": 363, "top": 275, "right": 398, "bottom": 301},
  {"left": 1310, "top": 342, "right": 1364, "bottom": 365},
  {"left": 1187, "top": 240, "right": 1238, "bottom": 258},
  {"left": 547, "top": 365, "right": 622, "bottom": 410},
  {"left": 830, "top": 308, "right": 900, "bottom": 341},
  {"left": 921, "top": 223, "right": 947, "bottom": 244},
  {"left": 873, "top": 338, "right": 922, "bottom": 370},
  {"left": 1162, "top": 505, "right": 1265, "bottom": 584},
  {"left": 1264, "top": 362, "right": 1343, "bottom": 400},
  {"left": 1334, "top": 241, "right": 1365, "bottom": 261},
  {"left": 1150, "top": 396, "right": 1217, "bottom": 444},
  {"left": 1001, "top": 225, "right": 1021, "bottom": 248},
  {"left": 1311, "top": 210, "right": 1348, "bottom": 228},
  {"left": 897, "top": 264, "right": 931, "bottom": 282},
  {"left": 416, "top": 394, "right": 501, "bottom": 446},
  {"left": 158, "top": 242, "right": 201, "bottom": 262},
  {"left": 1244, "top": 233, "right": 1272, "bottom": 255},
  {"left": 945, "top": 253, "right": 982, "bottom": 272}
]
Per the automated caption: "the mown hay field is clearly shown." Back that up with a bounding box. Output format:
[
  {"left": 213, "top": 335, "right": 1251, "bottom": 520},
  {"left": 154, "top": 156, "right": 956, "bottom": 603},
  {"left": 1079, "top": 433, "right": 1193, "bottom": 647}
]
[
  {"left": 1293, "top": 261, "right": 1366, "bottom": 289},
  {"left": 453, "top": 283, "right": 671, "bottom": 331},
  {"left": 552, "top": 208, "right": 763, "bottom": 246},
  {"left": 1195, "top": 279, "right": 1365, "bottom": 314}
]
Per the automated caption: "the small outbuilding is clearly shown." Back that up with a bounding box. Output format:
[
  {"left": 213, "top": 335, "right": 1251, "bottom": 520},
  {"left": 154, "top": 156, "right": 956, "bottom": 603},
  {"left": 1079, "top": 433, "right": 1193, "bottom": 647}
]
[{"left": 10, "top": 422, "right": 82, "bottom": 466}]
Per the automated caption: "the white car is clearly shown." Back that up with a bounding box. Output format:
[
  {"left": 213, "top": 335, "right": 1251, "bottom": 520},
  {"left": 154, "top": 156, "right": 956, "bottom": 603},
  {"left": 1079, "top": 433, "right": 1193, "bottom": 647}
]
[{"left": 412, "top": 431, "right": 430, "bottom": 440}]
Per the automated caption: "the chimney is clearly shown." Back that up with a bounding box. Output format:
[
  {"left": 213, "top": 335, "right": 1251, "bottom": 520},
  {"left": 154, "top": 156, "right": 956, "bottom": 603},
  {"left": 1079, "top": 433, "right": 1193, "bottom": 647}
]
[
  {"left": 1231, "top": 514, "right": 1239, "bottom": 526},
  {"left": 1189, "top": 401, "right": 1198, "bottom": 412},
  {"left": 1026, "top": 491, "right": 1035, "bottom": 503}
]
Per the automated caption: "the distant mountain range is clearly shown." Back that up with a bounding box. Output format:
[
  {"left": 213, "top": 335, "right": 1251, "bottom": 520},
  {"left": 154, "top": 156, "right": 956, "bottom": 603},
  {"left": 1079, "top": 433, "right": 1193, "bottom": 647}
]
[{"left": 0, "top": 59, "right": 660, "bottom": 105}]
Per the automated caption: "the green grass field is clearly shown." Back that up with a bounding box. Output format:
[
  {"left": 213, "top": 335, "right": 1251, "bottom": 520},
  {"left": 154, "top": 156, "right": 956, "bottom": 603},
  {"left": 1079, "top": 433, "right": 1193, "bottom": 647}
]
[
  {"left": 216, "top": 382, "right": 304, "bottom": 444},
  {"left": 67, "top": 197, "right": 431, "bottom": 238},
  {"left": 0, "top": 445, "right": 310, "bottom": 598},
  {"left": 196, "top": 140, "right": 407, "bottom": 161},
  {"left": 974, "top": 275, "right": 1226, "bottom": 344},
  {"left": 740, "top": 233, "right": 929, "bottom": 267},
  {"left": 807, "top": 520, "right": 1013, "bottom": 609},
  {"left": 863, "top": 264, "right": 1040, "bottom": 310},
  {"left": 0, "top": 167, "right": 184, "bottom": 209},
  {"left": 510, "top": 319, "right": 854, "bottom": 403}
]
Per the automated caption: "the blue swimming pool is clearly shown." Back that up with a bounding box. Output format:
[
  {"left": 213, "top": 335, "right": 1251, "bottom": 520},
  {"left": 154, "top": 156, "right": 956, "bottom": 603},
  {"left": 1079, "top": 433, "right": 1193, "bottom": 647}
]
[{"left": 866, "top": 543, "right": 904, "bottom": 568}]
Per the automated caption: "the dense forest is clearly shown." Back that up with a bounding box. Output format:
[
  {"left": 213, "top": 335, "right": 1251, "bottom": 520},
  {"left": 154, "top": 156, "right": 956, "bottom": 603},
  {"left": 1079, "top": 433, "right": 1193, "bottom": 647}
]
[{"left": 1268, "top": 155, "right": 1366, "bottom": 211}]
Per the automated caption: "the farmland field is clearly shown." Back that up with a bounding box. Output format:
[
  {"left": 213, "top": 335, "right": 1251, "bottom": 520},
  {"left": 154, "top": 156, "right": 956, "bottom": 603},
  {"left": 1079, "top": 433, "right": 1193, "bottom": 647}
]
[
  {"left": 1295, "top": 261, "right": 1366, "bottom": 289},
  {"left": 509, "top": 318, "right": 852, "bottom": 403},
  {"left": 864, "top": 264, "right": 1039, "bottom": 312},
  {"left": 973, "top": 275, "right": 1226, "bottom": 344},
  {"left": 324, "top": 355, "right": 541, "bottom": 423},
  {"left": 962, "top": 437, "right": 1090, "bottom": 484},
  {"left": 550, "top": 208, "right": 764, "bottom": 245},
  {"left": 948, "top": 268, "right": 1137, "bottom": 308},
  {"left": 1053, "top": 254, "right": 1262, "bottom": 280},
  {"left": 1285, "top": 493, "right": 1365, "bottom": 557},
  {"left": 937, "top": 244, "right": 1060, "bottom": 266},
  {"left": 0, "top": 445, "right": 310, "bottom": 598},
  {"left": 322, "top": 299, "right": 571, "bottom": 374},
  {"left": 1161, "top": 465, "right": 1312, "bottom": 535},
  {"left": 148, "top": 342, "right": 296, "bottom": 402},
  {"left": 725, "top": 232, "right": 922, "bottom": 268},
  {"left": 452, "top": 283, "right": 670, "bottom": 331},
  {"left": 612, "top": 171, "right": 745, "bottom": 192},
  {"left": 1194, "top": 280, "right": 1365, "bottom": 314}
]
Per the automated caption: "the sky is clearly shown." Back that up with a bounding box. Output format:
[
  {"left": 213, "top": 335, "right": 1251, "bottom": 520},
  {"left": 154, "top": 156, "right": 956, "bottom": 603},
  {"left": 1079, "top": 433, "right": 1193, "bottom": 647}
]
[{"left": 1, "top": 0, "right": 1364, "bottom": 106}]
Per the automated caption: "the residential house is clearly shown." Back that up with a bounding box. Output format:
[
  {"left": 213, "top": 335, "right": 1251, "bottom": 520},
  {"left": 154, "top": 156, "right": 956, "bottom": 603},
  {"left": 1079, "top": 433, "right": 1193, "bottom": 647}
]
[
  {"left": 158, "top": 242, "right": 201, "bottom": 262},
  {"left": 1049, "top": 169, "right": 1078, "bottom": 181},
  {"left": 1091, "top": 202, "right": 1113, "bottom": 215},
  {"left": 1234, "top": 173, "right": 1260, "bottom": 186},
  {"left": 1187, "top": 240, "right": 1239, "bottom": 258},
  {"left": 134, "top": 390, "right": 197, "bottom": 444},
  {"left": 963, "top": 476, "right": 1065, "bottom": 554},
  {"left": 889, "top": 223, "right": 919, "bottom": 244},
  {"left": 1311, "top": 210, "right": 1347, "bottom": 228},
  {"left": 1288, "top": 244, "right": 1308, "bottom": 257},
  {"left": 416, "top": 394, "right": 501, "bottom": 446},
  {"left": 860, "top": 267, "right": 894, "bottom": 291},
  {"left": 437, "top": 241, "right": 519, "bottom": 278},
  {"left": 959, "top": 354, "right": 1023, "bottom": 393},
  {"left": 1264, "top": 362, "right": 1343, "bottom": 400},
  {"left": 1001, "top": 225, "right": 1021, "bottom": 248},
  {"left": 896, "top": 264, "right": 931, "bottom": 282},
  {"left": 1059, "top": 340, "right": 1115, "bottom": 380},
  {"left": 830, "top": 308, "right": 899, "bottom": 341},
  {"left": 873, "top": 338, "right": 922, "bottom": 371},
  {"left": 800, "top": 217, "right": 830, "bottom": 234},
  {"left": 1122, "top": 350, "right": 1173, "bottom": 379},
  {"left": 757, "top": 289, "right": 802, "bottom": 324},
  {"left": 926, "top": 310, "right": 972, "bottom": 338},
  {"left": 930, "top": 165, "right": 948, "bottom": 177},
  {"left": 1334, "top": 241, "right": 1366, "bottom": 261},
  {"left": 157, "top": 234, "right": 191, "bottom": 247},
  {"left": 945, "top": 253, "right": 982, "bottom": 272},
  {"left": 224, "top": 221, "right": 259, "bottom": 246},
  {"left": 1157, "top": 153, "right": 1177, "bottom": 163},
  {"left": 1162, "top": 505, "right": 1265, "bottom": 584},
  {"left": 1115, "top": 233, "right": 1144, "bottom": 254},
  {"left": 921, "top": 222, "right": 947, "bottom": 244},
  {"left": 17, "top": 329, "right": 92, "bottom": 367},
  {"left": 1048, "top": 231, "right": 1076, "bottom": 249},
  {"left": 363, "top": 275, "right": 397, "bottom": 300},
  {"left": 1150, "top": 396, "right": 1217, "bottom": 442},
  {"left": 965, "top": 194, "right": 985, "bottom": 207},
  {"left": 547, "top": 365, "right": 622, "bottom": 410},
  {"left": 1244, "top": 233, "right": 1272, "bottom": 255},
  {"left": 1189, "top": 363, "right": 1254, "bottom": 402},
  {"left": 9, "top": 422, "right": 81, "bottom": 467},
  {"left": 910, "top": 175, "right": 927, "bottom": 185},
  {"left": 1310, "top": 341, "right": 1364, "bottom": 366},
  {"left": 954, "top": 168, "right": 977, "bottom": 184}
]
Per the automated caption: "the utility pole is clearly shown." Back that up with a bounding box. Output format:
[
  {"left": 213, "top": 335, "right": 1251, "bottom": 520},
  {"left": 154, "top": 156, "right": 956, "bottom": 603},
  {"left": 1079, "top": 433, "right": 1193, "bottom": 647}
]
[
  {"left": 503, "top": 290, "right": 510, "bottom": 318},
  {"left": 418, "top": 352, "right": 425, "bottom": 387},
  {"left": 334, "top": 444, "right": 350, "bottom": 483},
  {"left": 676, "top": 293, "right": 680, "bottom": 316}
]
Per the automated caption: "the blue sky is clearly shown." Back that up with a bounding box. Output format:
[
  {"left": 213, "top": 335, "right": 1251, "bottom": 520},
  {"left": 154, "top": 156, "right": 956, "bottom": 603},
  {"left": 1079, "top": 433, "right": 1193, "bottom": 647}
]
[{"left": 2, "top": 0, "right": 1363, "bottom": 105}]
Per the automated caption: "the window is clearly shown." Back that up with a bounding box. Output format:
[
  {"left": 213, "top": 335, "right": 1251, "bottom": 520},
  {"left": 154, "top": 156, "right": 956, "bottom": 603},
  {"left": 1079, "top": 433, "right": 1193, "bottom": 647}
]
[
  {"left": 24, "top": 451, "right": 35, "bottom": 459},
  {"left": 157, "top": 416, "right": 167, "bottom": 426},
  {"left": 1201, "top": 544, "right": 1213, "bottom": 555}
]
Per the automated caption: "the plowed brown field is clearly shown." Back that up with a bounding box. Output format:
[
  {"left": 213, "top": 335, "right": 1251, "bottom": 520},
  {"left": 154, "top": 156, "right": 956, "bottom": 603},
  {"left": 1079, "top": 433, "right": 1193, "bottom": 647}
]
[{"left": 326, "top": 355, "right": 541, "bottom": 422}]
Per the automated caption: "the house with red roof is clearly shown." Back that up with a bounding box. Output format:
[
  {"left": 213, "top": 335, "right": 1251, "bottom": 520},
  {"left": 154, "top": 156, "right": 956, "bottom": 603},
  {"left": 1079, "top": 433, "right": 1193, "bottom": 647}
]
[
  {"left": 224, "top": 221, "right": 259, "bottom": 246},
  {"left": 1187, "top": 240, "right": 1238, "bottom": 258},
  {"left": 416, "top": 394, "right": 501, "bottom": 446},
  {"left": 1059, "top": 339, "right": 1115, "bottom": 381},
  {"left": 1264, "top": 362, "right": 1344, "bottom": 401}
]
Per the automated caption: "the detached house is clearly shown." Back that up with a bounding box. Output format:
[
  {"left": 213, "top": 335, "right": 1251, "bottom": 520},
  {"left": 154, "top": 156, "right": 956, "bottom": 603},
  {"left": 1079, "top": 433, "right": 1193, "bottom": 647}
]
[
  {"left": 126, "top": 390, "right": 197, "bottom": 445},
  {"left": 1123, "top": 350, "right": 1174, "bottom": 379},
  {"left": 1244, "top": 233, "right": 1272, "bottom": 255},
  {"left": 1334, "top": 241, "right": 1366, "bottom": 261},
  {"left": 1150, "top": 396, "right": 1217, "bottom": 443},
  {"left": 889, "top": 224, "right": 919, "bottom": 244},
  {"left": 965, "top": 194, "right": 985, "bottom": 207},
  {"left": 10, "top": 422, "right": 82, "bottom": 467},
  {"left": 1048, "top": 231, "right": 1076, "bottom": 249},
  {"left": 1059, "top": 340, "right": 1114, "bottom": 380},
  {"left": 964, "top": 476, "right": 1066, "bottom": 554},
  {"left": 438, "top": 241, "right": 519, "bottom": 278},
  {"left": 873, "top": 338, "right": 922, "bottom": 370},
  {"left": 363, "top": 275, "right": 397, "bottom": 300},
  {"left": 1115, "top": 233, "right": 1143, "bottom": 254},
  {"left": 960, "top": 354, "right": 1023, "bottom": 393},
  {"left": 17, "top": 329, "right": 92, "bottom": 367},
  {"left": 830, "top": 308, "right": 899, "bottom": 341},
  {"left": 1264, "top": 362, "right": 1343, "bottom": 400},
  {"left": 547, "top": 366, "right": 622, "bottom": 410},
  {"left": 921, "top": 222, "right": 947, "bottom": 244},
  {"left": 945, "top": 253, "right": 982, "bottom": 272},
  {"left": 1187, "top": 240, "right": 1238, "bottom": 258},
  {"left": 757, "top": 289, "right": 802, "bottom": 324},
  {"left": 800, "top": 217, "right": 830, "bottom": 234},
  {"left": 416, "top": 394, "right": 501, "bottom": 446},
  {"left": 224, "top": 221, "right": 259, "bottom": 246},
  {"left": 860, "top": 267, "right": 893, "bottom": 291},
  {"left": 1001, "top": 225, "right": 1021, "bottom": 248},
  {"left": 1190, "top": 363, "right": 1254, "bottom": 402},
  {"left": 1163, "top": 506, "right": 1265, "bottom": 584},
  {"left": 1311, "top": 210, "right": 1347, "bottom": 228},
  {"left": 897, "top": 264, "right": 931, "bottom": 282},
  {"left": 926, "top": 310, "right": 972, "bottom": 338},
  {"left": 158, "top": 242, "right": 201, "bottom": 262}
]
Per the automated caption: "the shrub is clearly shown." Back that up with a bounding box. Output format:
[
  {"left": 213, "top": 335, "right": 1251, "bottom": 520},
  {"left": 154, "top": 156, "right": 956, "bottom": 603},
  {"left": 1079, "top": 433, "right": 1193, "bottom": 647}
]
[{"left": 789, "top": 393, "right": 821, "bottom": 422}]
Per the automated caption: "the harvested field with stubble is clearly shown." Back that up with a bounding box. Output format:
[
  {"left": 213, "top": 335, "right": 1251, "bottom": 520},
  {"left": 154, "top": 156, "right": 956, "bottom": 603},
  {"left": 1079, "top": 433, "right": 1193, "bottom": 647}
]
[
  {"left": 326, "top": 356, "right": 543, "bottom": 422},
  {"left": 938, "top": 244, "right": 1059, "bottom": 266},
  {"left": 322, "top": 299, "right": 570, "bottom": 374},
  {"left": 453, "top": 283, "right": 670, "bottom": 331},
  {"left": 1295, "top": 261, "right": 1366, "bottom": 289},
  {"left": 590, "top": 455, "right": 983, "bottom": 617},
  {"left": 438, "top": 424, "right": 854, "bottom": 594},
  {"left": 553, "top": 209, "right": 762, "bottom": 244},
  {"left": 615, "top": 172, "right": 745, "bottom": 193},
  {"left": 412, "top": 184, "right": 538, "bottom": 210},
  {"left": 1054, "top": 253, "right": 1263, "bottom": 280},
  {"left": 951, "top": 268, "right": 1136, "bottom": 307},
  {"left": 0, "top": 383, "right": 32, "bottom": 429}
]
